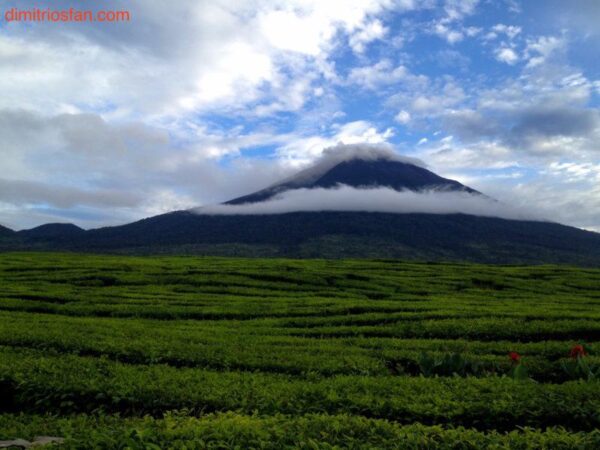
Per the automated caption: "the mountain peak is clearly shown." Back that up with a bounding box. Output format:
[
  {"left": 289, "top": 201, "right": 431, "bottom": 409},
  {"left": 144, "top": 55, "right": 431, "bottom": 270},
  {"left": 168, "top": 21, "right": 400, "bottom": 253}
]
[
  {"left": 18, "top": 223, "right": 84, "bottom": 239},
  {"left": 277, "top": 143, "right": 427, "bottom": 187},
  {"left": 226, "top": 143, "right": 478, "bottom": 205},
  {"left": 313, "top": 142, "right": 426, "bottom": 168},
  {"left": 0, "top": 224, "right": 14, "bottom": 236}
]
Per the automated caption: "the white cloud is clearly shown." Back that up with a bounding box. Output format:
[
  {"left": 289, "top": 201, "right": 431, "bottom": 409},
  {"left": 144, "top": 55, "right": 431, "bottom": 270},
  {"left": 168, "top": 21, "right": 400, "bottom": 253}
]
[
  {"left": 196, "top": 185, "right": 540, "bottom": 222},
  {"left": 395, "top": 81, "right": 465, "bottom": 116},
  {"left": 299, "top": 142, "right": 426, "bottom": 175},
  {"left": 349, "top": 19, "right": 388, "bottom": 54},
  {"left": 419, "top": 140, "right": 519, "bottom": 171},
  {"left": 490, "top": 24, "right": 521, "bottom": 40},
  {"left": 0, "top": 0, "right": 419, "bottom": 118},
  {"left": 483, "top": 175, "right": 600, "bottom": 232},
  {"left": 465, "top": 27, "right": 482, "bottom": 37},
  {"left": 433, "top": 22, "right": 464, "bottom": 44},
  {"left": 430, "top": 0, "right": 480, "bottom": 44},
  {"left": 547, "top": 162, "right": 600, "bottom": 183},
  {"left": 395, "top": 110, "right": 411, "bottom": 124},
  {"left": 417, "top": 66, "right": 600, "bottom": 230},
  {"left": 139, "top": 190, "right": 199, "bottom": 217},
  {"left": 347, "top": 59, "right": 412, "bottom": 89},
  {"left": 495, "top": 47, "right": 519, "bottom": 65},
  {"left": 276, "top": 121, "right": 396, "bottom": 166},
  {"left": 525, "top": 36, "right": 565, "bottom": 68},
  {"left": 443, "top": 0, "right": 479, "bottom": 21},
  {"left": 0, "top": 109, "right": 301, "bottom": 228}
]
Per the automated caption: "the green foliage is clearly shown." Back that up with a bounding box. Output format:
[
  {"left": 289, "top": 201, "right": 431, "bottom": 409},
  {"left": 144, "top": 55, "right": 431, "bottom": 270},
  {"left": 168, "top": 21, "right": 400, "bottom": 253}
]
[
  {"left": 509, "top": 363, "right": 531, "bottom": 381},
  {"left": 561, "top": 357, "right": 598, "bottom": 381},
  {"left": 1, "top": 253, "right": 600, "bottom": 447},
  {"left": 1, "top": 412, "right": 600, "bottom": 449},
  {"left": 417, "top": 352, "right": 487, "bottom": 377},
  {"left": 559, "top": 343, "right": 600, "bottom": 381},
  {"left": 2, "top": 342, "right": 600, "bottom": 431}
]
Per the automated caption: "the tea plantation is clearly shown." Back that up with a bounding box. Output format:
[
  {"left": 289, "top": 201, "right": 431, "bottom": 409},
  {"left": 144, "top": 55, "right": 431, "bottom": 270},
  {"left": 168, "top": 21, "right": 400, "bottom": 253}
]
[{"left": 1, "top": 252, "right": 600, "bottom": 448}]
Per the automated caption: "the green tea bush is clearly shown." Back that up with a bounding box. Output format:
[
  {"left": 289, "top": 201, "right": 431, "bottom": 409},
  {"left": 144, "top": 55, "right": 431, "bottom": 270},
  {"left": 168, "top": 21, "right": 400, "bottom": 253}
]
[{"left": 1, "top": 253, "right": 600, "bottom": 445}]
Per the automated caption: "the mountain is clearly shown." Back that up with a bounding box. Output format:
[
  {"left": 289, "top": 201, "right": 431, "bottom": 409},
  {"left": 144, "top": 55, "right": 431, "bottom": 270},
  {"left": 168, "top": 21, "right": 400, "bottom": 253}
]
[
  {"left": 17, "top": 223, "right": 84, "bottom": 240},
  {"left": 0, "top": 223, "right": 84, "bottom": 251},
  {"left": 0, "top": 224, "right": 14, "bottom": 238},
  {"left": 1, "top": 149, "right": 600, "bottom": 265},
  {"left": 227, "top": 155, "right": 479, "bottom": 205},
  {"left": 41, "top": 211, "right": 599, "bottom": 265}
]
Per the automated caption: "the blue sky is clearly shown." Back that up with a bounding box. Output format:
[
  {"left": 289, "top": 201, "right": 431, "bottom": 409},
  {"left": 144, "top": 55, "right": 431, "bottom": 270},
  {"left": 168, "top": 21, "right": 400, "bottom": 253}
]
[{"left": 0, "top": 0, "right": 599, "bottom": 230}]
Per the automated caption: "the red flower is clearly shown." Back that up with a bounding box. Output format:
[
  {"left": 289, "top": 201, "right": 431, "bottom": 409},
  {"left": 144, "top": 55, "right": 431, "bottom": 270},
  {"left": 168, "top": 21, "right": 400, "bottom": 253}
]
[
  {"left": 509, "top": 352, "right": 521, "bottom": 363},
  {"left": 570, "top": 344, "right": 587, "bottom": 359}
]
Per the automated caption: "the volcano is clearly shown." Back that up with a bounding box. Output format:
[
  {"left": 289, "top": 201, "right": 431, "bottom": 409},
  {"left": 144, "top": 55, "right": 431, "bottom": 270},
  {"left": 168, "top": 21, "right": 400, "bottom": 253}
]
[
  {"left": 2, "top": 145, "right": 600, "bottom": 265},
  {"left": 226, "top": 149, "right": 480, "bottom": 205}
]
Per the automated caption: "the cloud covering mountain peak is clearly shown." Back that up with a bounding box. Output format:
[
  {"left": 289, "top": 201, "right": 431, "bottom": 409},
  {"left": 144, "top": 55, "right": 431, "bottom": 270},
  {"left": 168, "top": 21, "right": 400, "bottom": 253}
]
[
  {"left": 276, "top": 142, "right": 427, "bottom": 187},
  {"left": 188, "top": 142, "right": 543, "bottom": 222}
]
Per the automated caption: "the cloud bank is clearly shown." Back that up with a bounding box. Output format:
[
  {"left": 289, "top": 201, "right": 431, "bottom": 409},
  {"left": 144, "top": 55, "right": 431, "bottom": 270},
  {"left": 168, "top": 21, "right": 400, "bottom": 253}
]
[{"left": 195, "top": 185, "right": 544, "bottom": 222}]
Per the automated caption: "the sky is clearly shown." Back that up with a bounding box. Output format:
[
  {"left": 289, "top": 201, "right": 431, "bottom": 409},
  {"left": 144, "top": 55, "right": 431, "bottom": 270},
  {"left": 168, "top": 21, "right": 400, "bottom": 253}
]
[{"left": 0, "top": 0, "right": 599, "bottom": 231}]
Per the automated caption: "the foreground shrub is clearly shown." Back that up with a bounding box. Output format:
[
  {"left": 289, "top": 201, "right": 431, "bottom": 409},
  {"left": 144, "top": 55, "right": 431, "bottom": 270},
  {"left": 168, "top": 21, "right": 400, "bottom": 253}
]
[
  {"left": 2, "top": 412, "right": 600, "bottom": 449},
  {"left": 562, "top": 344, "right": 599, "bottom": 381},
  {"left": 417, "top": 352, "right": 487, "bottom": 377}
]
